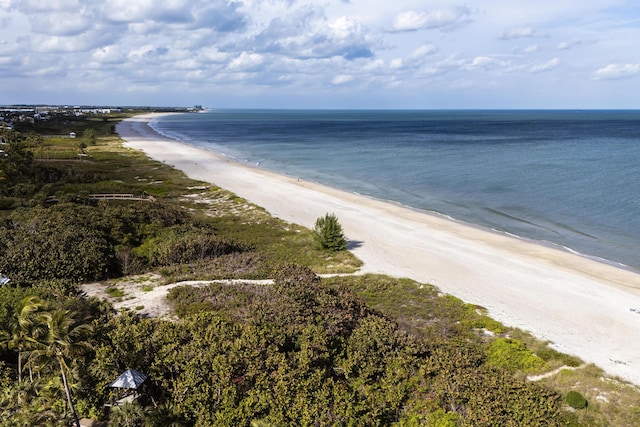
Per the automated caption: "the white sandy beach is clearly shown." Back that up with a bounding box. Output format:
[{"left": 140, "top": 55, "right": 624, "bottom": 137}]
[{"left": 117, "top": 113, "right": 640, "bottom": 386}]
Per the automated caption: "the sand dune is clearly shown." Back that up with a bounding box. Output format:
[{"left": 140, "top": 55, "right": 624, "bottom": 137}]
[{"left": 117, "top": 113, "right": 640, "bottom": 385}]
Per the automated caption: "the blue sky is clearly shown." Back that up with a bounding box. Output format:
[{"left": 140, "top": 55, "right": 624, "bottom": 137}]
[{"left": 1, "top": 0, "right": 639, "bottom": 109}]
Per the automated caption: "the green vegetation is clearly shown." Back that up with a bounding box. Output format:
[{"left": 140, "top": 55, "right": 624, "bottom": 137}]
[
  {"left": 485, "top": 338, "right": 546, "bottom": 375},
  {"left": 105, "top": 287, "right": 126, "bottom": 298},
  {"left": 566, "top": 390, "right": 588, "bottom": 409},
  {"left": 313, "top": 212, "right": 348, "bottom": 251},
  {"left": 1, "top": 113, "right": 639, "bottom": 426}
]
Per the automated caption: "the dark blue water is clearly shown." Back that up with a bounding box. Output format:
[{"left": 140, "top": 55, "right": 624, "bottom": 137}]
[{"left": 150, "top": 110, "right": 640, "bottom": 271}]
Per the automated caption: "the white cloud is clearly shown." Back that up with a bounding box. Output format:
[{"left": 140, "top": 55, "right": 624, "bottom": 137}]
[
  {"left": 174, "top": 58, "right": 200, "bottom": 70},
  {"left": 329, "top": 16, "right": 360, "bottom": 39},
  {"left": 199, "top": 47, "right": 231, "bottom": 64},
  {"left": 10, "top": 0, "right": 82, "bottom": 13},
  {"left": 228, "top": 52, "right": 265, "bottom": 71},
  {"left": 529, "top": 57, "right": 560, "bottom": 73},
  {"left": 390, "top": 6, "right": 473, "bottom": 32},
  {"left": 1, "top": 0, "right": 640, "bottom": 107},
  {"left": 594, "top": 63, "right": 640, "bottom": 80},
  {"left": 498, "top": 27, "right": 540, "bottom": 40},
  {"left": 418, "top": 54, "right": 466, "bottom": 77},
  {"left": 557, "top": 40, "right": 582, "bottom": 50},
  {"left": 464, "top": 55, "right": 513, "bottom": 72},
  {"left": 30, "top": 30, "right": 113, "bottom": 53},
  {"left": 390, "top": 58, "right": 403, "bottom": 69},
  {"left": 248, "top": 5, "right": 374, "bottom": 60},
  {"left": 332, "top": 74, "right": 353, "bottom": 85},
  {"left": 408, "top": 44, "right": 438, "bottom": 60},
  {"left": 92, "top": 45, "right": 125, "bottom": 64},
  {"left": 101, "top": 0, "right": 169, "bottom": 23},
  {"left": 29, "top": 12, "right": 94, "bottom": 36},
  {"left": 468, "top": 56, "right": 496, "bottom": 69}
]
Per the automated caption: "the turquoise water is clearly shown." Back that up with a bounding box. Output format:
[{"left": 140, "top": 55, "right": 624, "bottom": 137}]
[{"left": 151, "top": 110, "right": 640, "bottom": 271}]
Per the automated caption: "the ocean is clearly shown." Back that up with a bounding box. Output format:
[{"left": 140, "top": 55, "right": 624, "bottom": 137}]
[{"left": 150, "top": 110, "right": 640, "bottom": 272}]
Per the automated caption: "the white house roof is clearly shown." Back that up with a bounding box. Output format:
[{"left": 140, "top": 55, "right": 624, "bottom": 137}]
[{"left": 109, "top": 369, "right": 148, "bottom": 389}]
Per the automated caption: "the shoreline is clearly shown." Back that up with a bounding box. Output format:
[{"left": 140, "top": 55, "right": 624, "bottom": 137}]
[{"left": 117, "top": 113, "right": 640, "bottom": 385}]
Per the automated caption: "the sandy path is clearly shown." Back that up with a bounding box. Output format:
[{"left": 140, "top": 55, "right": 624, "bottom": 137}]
[
  {"left": 117, "top": 113, "right": 640, "bottom": 385},
  {"left": 81, "top": 275, "right": 273, "bottom": 318}
]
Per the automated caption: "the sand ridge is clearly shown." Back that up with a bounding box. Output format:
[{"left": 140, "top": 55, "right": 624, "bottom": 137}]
[{"left": 117, "top": 113, "right": 640, "bottom": 385}]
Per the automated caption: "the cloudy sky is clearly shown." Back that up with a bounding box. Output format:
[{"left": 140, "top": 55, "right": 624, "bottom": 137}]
[{"left": 1, "top": 0, "right": 639, "bottom": 108}]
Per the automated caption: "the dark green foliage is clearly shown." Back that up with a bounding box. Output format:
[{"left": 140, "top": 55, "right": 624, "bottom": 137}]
[
  {"left": 0, "top": 136, "right": 35, "bottom": 196},
  {"left": 0, "top": 197, "right": 15, "bottom": 210},
  {"left": 0, "top": 292, "right": 97, "bottom": 426},
  {"left": 535, "top": 346, "right": 582, "bottom": 367},
  {"left": 565, "top": 390, "right": 588, "bottom": 409},
  {"left": 31, "top": 163, "right": 105, "bottom": 186},
  {"left": 0, "top": 201, "right": 188, "bottom": 284},
  {"left": 0, "top": 207, "right": 113, "bottom": 283},
  {"left": 313, "top": 213, "right": 347, "bottom": 251},
  {"left": 135, "top": 224, "right": 250, "bottom": 266}
]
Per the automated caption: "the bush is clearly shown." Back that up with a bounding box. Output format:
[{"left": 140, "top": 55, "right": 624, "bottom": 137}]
[
  {"left": 0, "top": 197, "right": 15, "bottom": 210},
  {"left": 0, "top": 215, "right": 113, "bottom": 284},
  {"left": 313, "top": 213, "right": 347, "bottom": 251},
  {"left": 565, "top": 390, "right": 588, "bottom": 409},
  {"left": 136, "top": 226, "right": 250, "bottom": 266},
  {"left": 485, "top": 338, "right": 546, "bottom": 374}
]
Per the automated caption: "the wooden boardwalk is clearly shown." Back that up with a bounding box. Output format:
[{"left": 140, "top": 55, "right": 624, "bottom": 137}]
[
  {"left": 89, "top": 193, "right": 156, "bottom": 202},
  {"left": 45, "top": 194, "right": 156, "bottom": 204}
]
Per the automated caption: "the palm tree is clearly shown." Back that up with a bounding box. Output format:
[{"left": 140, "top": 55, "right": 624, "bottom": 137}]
[
  {"left": 27, "top": 309, "right": 93, "bottom": 427},
  {"left": 107, "top": 402, "right": 146, "bottom": 427},
  {"left": 1, "top": 380, "right": 57, "bottom": 424},
  {"left": 2, "top": 296, "right": 48, "bottom": 383}
]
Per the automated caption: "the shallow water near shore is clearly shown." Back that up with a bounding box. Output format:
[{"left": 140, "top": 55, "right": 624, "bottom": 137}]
[{"left": 151, "top": 110, "right": 640, "bottom": 271}]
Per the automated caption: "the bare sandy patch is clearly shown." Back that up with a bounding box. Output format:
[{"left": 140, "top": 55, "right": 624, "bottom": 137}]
[{"left": 81, "top": 274, "right": 273, "bottom": 319}]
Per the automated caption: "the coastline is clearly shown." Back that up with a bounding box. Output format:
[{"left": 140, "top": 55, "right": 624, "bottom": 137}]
[{"left": 117, "top": 113, "right": 640, "bottom": 385}]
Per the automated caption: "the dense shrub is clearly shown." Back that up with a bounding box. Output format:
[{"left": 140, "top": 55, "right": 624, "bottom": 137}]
[
  {"left": 313, "top": 213, "right": 347, "bottom": 251},
  {"left": 0, "top": 216, "right": 113, "bottom": 283},
  {"left": 0, "top": 202, "right": 191, "bottom": 284},
  {"left": 0, "top": 197, "right": 15, "bottom": 210},
  {"left": 565, "top": 390, "right": 588, "bottom": 409},
  {"left": 136, "top": 226, "right": 250, "bottom": 266},
  {"left": 485, "top": 338, "right": 546, "bottom": 374}
]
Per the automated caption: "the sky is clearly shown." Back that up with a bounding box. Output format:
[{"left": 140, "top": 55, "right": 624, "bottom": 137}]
[{"left": 1, "top": 0, "right": 639, "bottom": 109}]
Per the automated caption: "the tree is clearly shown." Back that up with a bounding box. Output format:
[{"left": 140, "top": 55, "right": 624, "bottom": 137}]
[
  {"left": 27, "top": 309, "right": 93, "bottom": 427},
  {"left": 0, "top": 136, "right": 34, "bottom": 194},
  {"left": 2, "top": 296, "right": 48, "bottom": 383},
  {"left": 313, "top": 213, "right": 347, "bottom": 251},
  {"left": 82, "top": 128, "right": 96, "bottom": 146}
]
